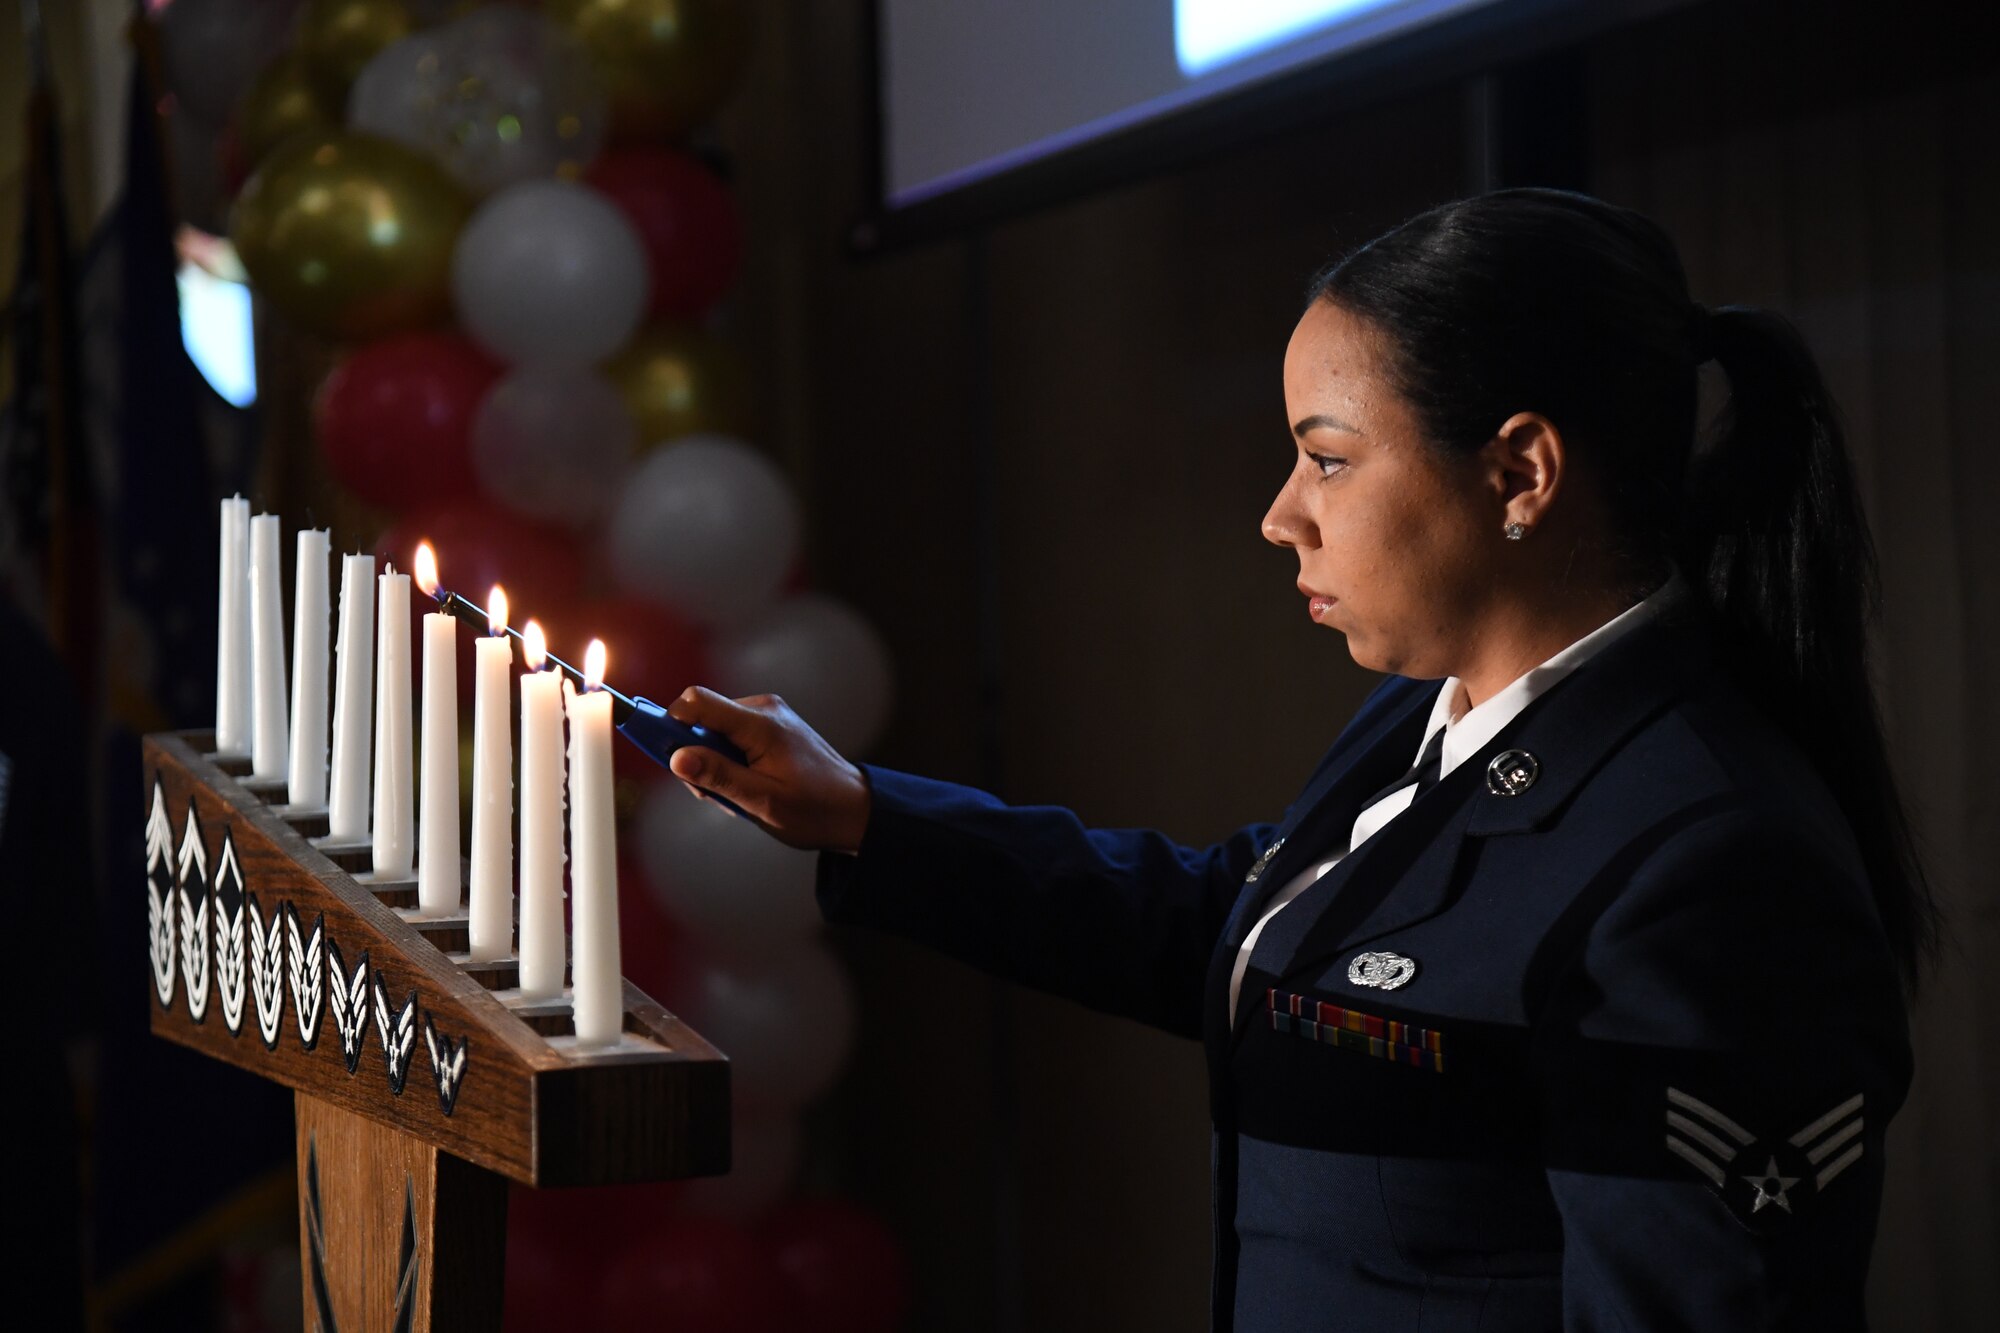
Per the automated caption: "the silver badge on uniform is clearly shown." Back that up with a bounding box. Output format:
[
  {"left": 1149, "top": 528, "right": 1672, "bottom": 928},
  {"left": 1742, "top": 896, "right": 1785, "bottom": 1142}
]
[
  {"left": 1244, "top": 834, "right": 1286, "bottom": 884},
  {"left": 1486, "top": 749, "right": 1540, "bottom": 796},
  {"left": 1347, "top": 950, "right": 1417, "bottom": 990}
]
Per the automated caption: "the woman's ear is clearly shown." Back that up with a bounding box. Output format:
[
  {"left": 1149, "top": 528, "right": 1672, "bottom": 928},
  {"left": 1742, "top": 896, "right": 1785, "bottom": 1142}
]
[{"left": 1484, "top": 412, "right": 1565, "bottom": 529}]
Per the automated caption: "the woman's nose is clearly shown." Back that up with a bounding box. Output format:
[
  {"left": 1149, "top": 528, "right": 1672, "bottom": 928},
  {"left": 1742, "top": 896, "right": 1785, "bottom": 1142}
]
[{"left": 1262, "top": 478, "right": 1312, "bottom": 549}]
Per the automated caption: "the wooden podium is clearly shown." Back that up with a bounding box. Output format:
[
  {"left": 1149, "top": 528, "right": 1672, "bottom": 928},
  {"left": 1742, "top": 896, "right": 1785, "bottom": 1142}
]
[{"left": 143, "top": 731, "right": 731, "bottom": 1331}]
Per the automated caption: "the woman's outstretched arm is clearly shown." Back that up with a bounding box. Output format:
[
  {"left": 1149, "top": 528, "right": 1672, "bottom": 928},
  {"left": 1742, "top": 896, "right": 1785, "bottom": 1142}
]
[{"left": 661, "top": 679, "right": 1414, "bottom": 1039}]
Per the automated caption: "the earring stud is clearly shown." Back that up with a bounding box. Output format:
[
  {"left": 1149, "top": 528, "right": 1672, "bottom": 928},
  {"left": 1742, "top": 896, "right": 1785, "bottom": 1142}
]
[{"left": 1504, "top": 521, "right": 1527, "bottom": 541}]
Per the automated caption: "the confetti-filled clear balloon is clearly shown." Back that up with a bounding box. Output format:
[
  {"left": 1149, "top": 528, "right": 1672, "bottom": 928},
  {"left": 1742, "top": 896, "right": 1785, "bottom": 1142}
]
[
  {"left": 450, "top": 179, "right": 648, "bottom": 367},
  {"left": 604, "top": 436, "right": 801, "bottom": 628},
  {"left": 709, "top": 593, "right": 895, "bottom": 757},
  {"left": 348, "top": 6, "right": 607, "bottom": 194},
  {"left": 470, "top": 367, "right": 635, "bottom": 527}
]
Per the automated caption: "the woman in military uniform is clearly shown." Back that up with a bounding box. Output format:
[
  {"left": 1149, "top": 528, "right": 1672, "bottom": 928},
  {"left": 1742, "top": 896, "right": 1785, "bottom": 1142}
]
[{"left": 662, "top": 187, "right": 1935, "bottom": 1331}]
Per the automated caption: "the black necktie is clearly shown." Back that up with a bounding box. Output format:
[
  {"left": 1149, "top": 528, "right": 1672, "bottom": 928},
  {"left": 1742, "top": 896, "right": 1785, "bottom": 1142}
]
[{"left": 1357, "top": 724, "right": 1446, "bottom": 813}]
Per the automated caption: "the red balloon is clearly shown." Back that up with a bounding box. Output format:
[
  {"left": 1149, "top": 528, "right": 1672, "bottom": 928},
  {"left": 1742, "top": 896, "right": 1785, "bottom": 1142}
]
[
  {"left": 509, "top": 1179, "right": 692, "bottom": 1331},
  {"left": 377, "top": 497, "right": 584, "bottom": 627},
  {"left": 585, "top": 149, "right": 743, "bottom": 320},
  {"left": 315, "top": 333, "right": 501, "bottom": 513},
  {"left": 600, "top": 1217, "right": 788, "bottom": 1333},
  {"left": 376, "top": 498, "right": 587, "bottom": 700},
  {"left": 558, "top": 595, "right": 711, "bottom": 783},
  {"left": 501, "top": 1224, "right": 569, "bottom": 1333},
  {"left": 618, "top": 853, "right": 684, "bottom": 1003},
  {"left": 760, "top": 1199, "right": 911, "bottom": 1333}
]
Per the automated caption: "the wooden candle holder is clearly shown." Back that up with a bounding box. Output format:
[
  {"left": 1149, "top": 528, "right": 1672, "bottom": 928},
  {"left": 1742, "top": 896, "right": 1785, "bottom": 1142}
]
[{"left": 143, "top": 731, "right": 730, "bottom": 1331}]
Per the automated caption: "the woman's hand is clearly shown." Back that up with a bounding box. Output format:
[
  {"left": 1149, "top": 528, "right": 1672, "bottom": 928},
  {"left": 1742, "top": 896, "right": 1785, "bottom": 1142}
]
[{"left": 662, "top": 686, "right": 873, "bottom": 854}]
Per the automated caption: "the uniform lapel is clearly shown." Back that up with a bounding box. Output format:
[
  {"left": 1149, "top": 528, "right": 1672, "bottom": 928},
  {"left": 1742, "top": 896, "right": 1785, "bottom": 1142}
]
[
  {"left": 1223, "top": 605, "right": 1721, "bottom": 1053},
  {"left": 1216, "top": 679, "right": 1440, "bottom": 959},
  {"left": 1203, "top": 675, "right": 1440, "bottom": 1103}
]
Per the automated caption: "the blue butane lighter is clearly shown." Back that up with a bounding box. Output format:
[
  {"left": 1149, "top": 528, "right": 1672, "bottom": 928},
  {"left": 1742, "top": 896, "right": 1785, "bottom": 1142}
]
[
  {"left": 614, "top": 695, "right": 752, "bottom": 819},
  {"left": 433, "top": 590, "right": 753, "bottom": 819}
]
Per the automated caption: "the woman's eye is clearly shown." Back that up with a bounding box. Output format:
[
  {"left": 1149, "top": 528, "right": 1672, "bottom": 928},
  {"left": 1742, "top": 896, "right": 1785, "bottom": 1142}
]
[{"left": 1307, "top": 452, "right": 1346, "bottom": 478}]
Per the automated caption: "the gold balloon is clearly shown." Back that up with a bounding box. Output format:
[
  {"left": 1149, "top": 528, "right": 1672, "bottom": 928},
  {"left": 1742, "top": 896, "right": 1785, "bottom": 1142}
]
[
  {"left": 545, "top": 0, "right": 753, "bottom": 140},
  {"left": 297, "top": 0, "right": 415, "bottom": 106},
  {"left": 236, "top": 53, "right": 340, "bottom": 173},
  {"left": 602, "top": 323, "right": 755, "bottom": 450},
  {"left": 230, "top": 132, "right": 471, "bottom": 341}
]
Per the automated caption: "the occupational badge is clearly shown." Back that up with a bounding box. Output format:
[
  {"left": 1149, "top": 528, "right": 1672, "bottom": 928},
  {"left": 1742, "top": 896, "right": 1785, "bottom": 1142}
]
[{"left": 1346, "top": 950, "right": 1418, "bottom": 990}]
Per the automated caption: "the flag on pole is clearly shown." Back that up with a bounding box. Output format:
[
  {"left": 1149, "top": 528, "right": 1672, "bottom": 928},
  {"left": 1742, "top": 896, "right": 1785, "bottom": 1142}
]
[{"left": 1, "top": 0, "right": 99, "bottom": 707}]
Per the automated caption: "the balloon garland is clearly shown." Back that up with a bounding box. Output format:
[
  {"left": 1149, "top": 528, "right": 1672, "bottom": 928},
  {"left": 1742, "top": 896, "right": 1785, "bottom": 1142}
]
[{"left": 182, "top": 0, "right": 908, "bottom": 1322}]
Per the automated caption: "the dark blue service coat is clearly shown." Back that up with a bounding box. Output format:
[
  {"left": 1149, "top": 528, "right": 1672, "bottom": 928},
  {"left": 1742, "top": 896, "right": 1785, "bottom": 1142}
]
[{"left": 814, "top": 604, "right": 1912, "bottom": 1331}]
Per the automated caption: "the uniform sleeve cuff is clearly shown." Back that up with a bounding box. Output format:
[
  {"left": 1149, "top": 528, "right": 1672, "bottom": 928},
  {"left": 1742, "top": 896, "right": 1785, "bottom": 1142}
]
[{"left": 812, "top": 762, "right": 973, "bottom": 927}]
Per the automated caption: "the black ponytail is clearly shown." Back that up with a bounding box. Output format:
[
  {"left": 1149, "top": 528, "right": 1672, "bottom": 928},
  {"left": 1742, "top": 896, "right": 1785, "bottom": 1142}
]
[
  {"left": 1680, "top": 303, "right": 1940, "bottom": 985},
  {"left": 1306, "top": 187, "right": 1940, "bottom": 988}
]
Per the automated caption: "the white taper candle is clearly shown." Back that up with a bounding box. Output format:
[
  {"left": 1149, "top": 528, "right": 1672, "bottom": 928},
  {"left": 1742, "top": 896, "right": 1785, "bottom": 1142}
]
[
  {"left": 287, "top": 529, "right": 331, "bottom": 807},
  {"left": 373, "top": 567, "right": 415, "bottom": 876},
  {"left": 468, "top": 588, "right": 514, "bottom": 961},
  {"left": 565, "top": 645, "right": 621, "bottom": 1047},
  {"left": 417, "top": 602, "right": 460, "bottom": 914},
  {"left": 517, "top": 621, "right": 566, "bottom": 999},
  {"left": 214, "top": 496, "right": 251, "bottom": 752},
  {"left": 327, "top": 554, "right": 375, "bottom": 839},
  {"left": 248, "top": 514, "right": 289, "bottom": 780}
]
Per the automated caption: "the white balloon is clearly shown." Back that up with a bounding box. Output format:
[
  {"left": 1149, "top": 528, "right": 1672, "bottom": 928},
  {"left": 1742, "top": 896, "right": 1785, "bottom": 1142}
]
[
  {"left": 162, "top": 0, "right": 299, "bottom": 126},
  {"left": 674, "top": 1110, "right": 800, "bottom": 1221},
  {"left": 672, "top": 940, "right": 854, "bottom": 1111},
  {"left": 450, "top": 179, "right": 648, "bottom": 367},
  {"left": 348, "top": 7, "right": 607, "bottom": 194},
  {"left": 710, "top": 593, "right": 895, "bottom": 757},
  {"left": 470, "top": 367, "right": 635, "bottom": 527},
  {"left": 637, "top": 780, "right": 822, "bottom": 943},
  {"left": 605, "top": 436, "right": 801, "bottom": 627}
]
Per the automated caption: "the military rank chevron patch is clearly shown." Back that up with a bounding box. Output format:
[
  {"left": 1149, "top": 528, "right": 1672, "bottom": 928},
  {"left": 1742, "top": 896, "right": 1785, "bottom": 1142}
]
[{"left": 1664, "top": 1085, "right": 1866, "bottom": 1231}]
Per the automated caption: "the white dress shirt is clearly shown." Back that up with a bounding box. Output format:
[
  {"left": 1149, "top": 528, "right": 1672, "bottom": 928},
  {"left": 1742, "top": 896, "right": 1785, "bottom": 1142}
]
[{"left": 1226, "top": 569, "right": 1691, "bottom": 1019}]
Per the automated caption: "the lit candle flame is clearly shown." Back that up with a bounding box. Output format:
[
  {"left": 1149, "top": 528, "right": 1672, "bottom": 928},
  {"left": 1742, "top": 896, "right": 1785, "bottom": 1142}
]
[
  {"left": 523, "top": 619, "right": 548, "bottom": 671},
  {"left": 583, "top": 639, "right": 607, "bottom": 691},
  {"left": 412, "top": 542, "right": 439, "bottom": 598},
  {"left": 487, "top": 585, "right": 508, "bottom": 636}
]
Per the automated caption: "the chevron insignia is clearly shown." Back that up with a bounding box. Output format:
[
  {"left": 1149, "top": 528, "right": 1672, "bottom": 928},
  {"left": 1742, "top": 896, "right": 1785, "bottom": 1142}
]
[
  {"left": 287, "top": 905, "right": 327, "bottom": 1050},
  {"left": 176, "top": 802, "right": 211, "bottom": 1023},
  {"left": 247, "top": 893, "right": 286, "bottom": 1050},
  {"left": 213, "top": 832, "right": 247, "bottom": 1036},
  {"left": 423, "top": 1015, "right": 470, "bottom": 1117},
  {"left": 374, "top": 977, "right": 419, "bottom": 1096},
  {"left": 1664, "top": 1086, "right": 1866, "bottom": 1231},
  {"left": 145, "top": 781, "right": 177, "bottom": 1007},
  {"left": 327, "top": 941, "right": 372, "bottom": 1075}
]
